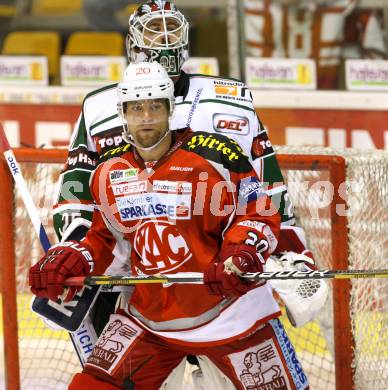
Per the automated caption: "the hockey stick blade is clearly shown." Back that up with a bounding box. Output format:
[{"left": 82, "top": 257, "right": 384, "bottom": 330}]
[
  {"left": 243, "top": 269, "right": 388, "bottom": 280},
  {"left": 64, "top": 268, "right": 388, "bottom": 286}
]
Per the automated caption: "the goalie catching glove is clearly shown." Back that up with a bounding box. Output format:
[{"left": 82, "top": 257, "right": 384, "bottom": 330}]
[
  {"left": 266, "top": 252, "right": 329, "bottom": 327},
  {"left": 204, "top": 244, "right": 265, "bottom": 298},
  {"left": 29, "top": 241, "right": 94, "bottom": 302}
]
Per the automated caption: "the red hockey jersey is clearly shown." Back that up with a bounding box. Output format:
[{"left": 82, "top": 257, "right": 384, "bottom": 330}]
[{"left": 83, "top": 129, "right": 281, "bottom": 345}]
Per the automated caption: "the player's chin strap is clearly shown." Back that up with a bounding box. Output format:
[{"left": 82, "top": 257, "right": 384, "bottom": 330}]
[{"left": 266, "top": 252, "right": 329, "bottom": 328}]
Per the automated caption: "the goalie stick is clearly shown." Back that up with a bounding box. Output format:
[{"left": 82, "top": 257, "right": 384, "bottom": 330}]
[
  {"left": 0, "top": 125, "right": 98, "bottom": 364},
  {"left": 64, "top": 268, "right": 388, "bottom": 286}
]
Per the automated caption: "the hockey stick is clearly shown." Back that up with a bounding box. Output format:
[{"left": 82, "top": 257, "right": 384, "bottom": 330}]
[
  {"left": 0, "top": 127, "right": 51, "bottom": 250},
  {"left": 0, "top": 125, "right": 97, "bottom": 364},
  {"left": 64, "top": 268, "right": 388, "bottom": 286}
]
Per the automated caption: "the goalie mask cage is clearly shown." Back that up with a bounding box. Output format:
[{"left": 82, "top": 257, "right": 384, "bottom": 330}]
[{"left": 0, "top": 146, "right": 387, "bottom": 390}]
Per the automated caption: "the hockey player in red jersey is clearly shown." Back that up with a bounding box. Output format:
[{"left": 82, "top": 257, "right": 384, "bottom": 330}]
[
  {"left": 244, "top": 0, "right": 387, "bottom": 89},
  {"left": 53, "top": 0, "right": 314, "bottom": 268},
  {"left": 32, "top": 1, "right": 324, "bottom": 386},
  {"left": 30, "top": 62, "right": 309, "bottom": 390}
]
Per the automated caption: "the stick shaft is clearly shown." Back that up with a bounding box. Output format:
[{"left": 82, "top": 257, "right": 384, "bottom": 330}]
[
  {"left": 65, "top": 268, "right": 388, "bottom": 286},
  {"left": 0, "top": 126, "right": 51, "bottom": 251}
]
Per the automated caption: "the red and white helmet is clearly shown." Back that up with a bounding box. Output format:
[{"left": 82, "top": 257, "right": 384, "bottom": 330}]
[
  {"left": 117, "top": 61, "right": 175, "bottom": 123},
  {"left": 127, "top": 1, "right": 189, "bottom": 77}
]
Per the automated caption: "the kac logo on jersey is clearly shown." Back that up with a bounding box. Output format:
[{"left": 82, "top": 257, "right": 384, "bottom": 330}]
[
  {"left": 213, "top": 113, "right": 249, "bottom": 135},
  {"left": 134, "top": 220, "right": 192, "bottom": 273}
]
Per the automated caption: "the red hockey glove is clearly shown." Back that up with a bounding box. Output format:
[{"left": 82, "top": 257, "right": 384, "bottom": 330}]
[
  {"left": 204, "top": 244, "right": 265, "bottom": 298},
  {"left": 29, "top": 241, "right": 93, "bottom": 302}
]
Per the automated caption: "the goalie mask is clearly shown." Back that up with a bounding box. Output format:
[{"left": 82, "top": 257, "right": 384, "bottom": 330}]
[
  {"left": 127, "top": 1, "right": 189, "bottom": 77},
  {"left": 117, "top": 61, "right": 175, "bottom": 151}
]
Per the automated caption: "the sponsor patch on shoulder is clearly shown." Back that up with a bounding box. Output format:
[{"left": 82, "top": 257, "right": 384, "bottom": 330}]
[
  {"left": 109, "top": 168, "right": 139, "bottom": 184},
  {"left": 213, "top": 80, "right": 252, "bottom": 102},
  {"left": 251, "top": 132, "right": 274, "bottom": 160},
  {"left": 66, "top": 146, "right": 98, "bottom": 171},
  {"left": 186, "top": 133, "right": 243, "bottom": 162},
  {"left": 214, "top": 85, "right": 238, "bottom": 96},
  {"left": 213, "top": 79, "right": 243, "bottom": 87},
  {"left": 238, "top": 176, "right": 266, "bottom": 204},
  {"left": 213, "top": 113, "right": 249, "bottom": 135}
]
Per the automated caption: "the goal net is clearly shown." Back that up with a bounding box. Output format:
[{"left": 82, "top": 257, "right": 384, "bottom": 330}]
[
  {"left": 276, "top": 145, "right": 388, "bottom": 390},
  {"left": 0, "top": 146, "right": 387, "bottom": 389}
]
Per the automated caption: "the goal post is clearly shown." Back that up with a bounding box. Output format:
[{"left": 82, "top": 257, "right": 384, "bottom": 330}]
[
  {"left": 277, "top": 152, "right": 353, "bottom": 389},
  {"left": 0, "top": 146, "right": 387, "bottom": 389},
  {"left": 0, "top": 149, "right": 68, "bottom": 390},
  {"left": 0, "top": 145, "right": 20, "bottom": 390}
]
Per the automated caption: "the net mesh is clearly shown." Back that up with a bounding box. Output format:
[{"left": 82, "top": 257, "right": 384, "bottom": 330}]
[
  {"left": 4, "top": 147, "right": 388, "bottom": 389},
  {"left": 276, "top": 146, "right": 388, "bottom": 390}
]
